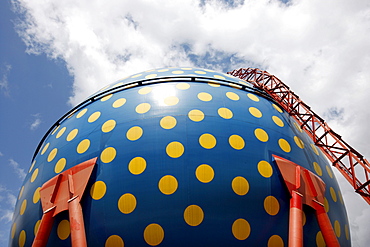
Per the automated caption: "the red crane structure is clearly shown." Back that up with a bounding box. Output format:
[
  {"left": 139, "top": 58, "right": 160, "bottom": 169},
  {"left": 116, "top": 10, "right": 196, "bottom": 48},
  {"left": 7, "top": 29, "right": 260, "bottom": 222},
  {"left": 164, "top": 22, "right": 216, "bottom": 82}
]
[{"left": 228, "top": 68, "right": 370, "bottom": 205}]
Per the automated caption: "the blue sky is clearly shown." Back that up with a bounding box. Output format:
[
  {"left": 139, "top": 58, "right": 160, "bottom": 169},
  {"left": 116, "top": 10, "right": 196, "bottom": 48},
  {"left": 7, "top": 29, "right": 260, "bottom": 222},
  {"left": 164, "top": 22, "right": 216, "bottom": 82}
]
[
  {"left": 0, "top": 1, "right": 71, "bottom": 244},
  {"left": 1, "top": 0, "right": 370, "bottom": 246}
]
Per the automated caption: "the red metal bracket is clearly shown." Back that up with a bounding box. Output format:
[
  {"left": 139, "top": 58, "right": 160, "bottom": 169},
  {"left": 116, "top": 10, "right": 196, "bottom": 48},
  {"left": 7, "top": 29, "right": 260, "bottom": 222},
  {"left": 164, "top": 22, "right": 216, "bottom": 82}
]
[
  {"left": 273, "top": 155, "right": 339, "bottom": 247},
  {"left": 32, "top": 157, "right": 97, "bottom": 247}
]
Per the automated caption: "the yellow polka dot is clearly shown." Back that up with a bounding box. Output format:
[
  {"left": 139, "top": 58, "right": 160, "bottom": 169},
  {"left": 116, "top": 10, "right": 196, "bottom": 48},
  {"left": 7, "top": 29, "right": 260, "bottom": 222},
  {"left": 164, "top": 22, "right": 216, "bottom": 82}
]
[
  {"left": 232, "top": 176, "right": 249, "bottom": 196},
  {"left": 18, "top": 186, "right": 24, "bottom": 199},
  {"left": 232, "top": 218, "right": 250, "bottom": 240},
  {"left": 128, "top": 157, "right": 146, "bottom": 175},
  {"left": 229, "top": 135, "right": 245, "bottom": 150},
  {"left": 264, "top": 196, "right": 280, "bottom": 215},
  {"left": 29, "top": 160, "right": 36, "bottom": 173},
  {"left": 57, "top": 220, "right": 70, "bottom": 240},
  {"left": 172, "top": 70, "right": 184, "bottom": 74},
  {"left": 313, "top": 162, "right": 322, "bottom": 176},
  {"left": 157, "top": 69, "right": 169, "bottom": 72},
  {"left": 273, "top": 103, "right": 283, "bottom": 113},
  {"left": 47, "top": 148, "right": 58, "bottom": 162},
  {"left": 272, "top": 116, "right": 284, "bottom": 127},
  {"left": 118, "top": 193, "right": 137, "bottom": 214},
  {"left": 33, "top": 187, "right": 41, "bottom": 204},
  {"left": 226, "top": 92, "right": 240, "bottom": 101},
  {"left": 51, "top": 125, "right": 60, "bottom": 135},
  {"left": 334, "top": 220, "right": 341, "bottom": 237},
  {"left": 247, "top": 93, "right": 259, "bottom": 102},
  {"left": 326, "top": 165, "right": 334, "bottom": 178},
  {"left": 166, "top": 141, "right": 184, "bottom": 158},
  {"left": 102, "top": 119, "right": 116, "bottom": 133},
  {"left": 293, "top": 122, "right": 303, "bottom": 133},
  {"left": 164, "top": 96, "right": 179, "bottom": 106},
  {"left": 268, "top": 235, "right": 284, "bottom": 247},
  {"left": 56, "top": 127, "right": 66, "bottom": 139},
  {"left": 88, "top": 111, "right": 101, "bottom": 123},
  {"left": 258, "top": 160, "right": 273, "bottom": 178},
  {"left": 238, "top": 80, "right": 248, "bottom": 86},
  {"left": 218, "top": 107, "right": 233, "bottom": 119},
  {"left": 159, "top": 175, "right": 178, "bottom": 195},
  {"left": 144, "top": 223, "right": 164, "bottom": 246},
  {"left": 160, "top": 116, "right": 177, "bottom": 129},
  {"left": 20, "top": 199, "right": 27, "bottom": 215},
  {"left": 100, "top": 147, "right": 117, "bottom": 163},
  {"left": 345, "top": 224, "right": 350, "bottom": 240},
  {"left": 197, "top": 92, "right": 212, "bottom": 102},
  {"left": 145, "top": 74, "right": 157, "bottom": 79},
  {"left": 113, "top": 82, "right": 124, "bottom": 88},
  {"left": 138, "top": 87, "right": 152, "bottom": 95},
  {"left": 176, "top": 83, "right": 190, "bottom": 90},
  {"left": 214, "top": 75, "right": 225, "bottom": 79},
  {"left": 126, "top": 126, "right": 143, "bottom": 141},
  {"left": 136, "top": 103, "right": 151, "bottom": 113},
  {"left": 101, "top": 94, "right": 113, "bottom": 101},
  {"left": 19, "top": 230, "right": 26, "bottom": 247},
  {"left": 199, "top": 133, "right": 216, "bottom": 149},
  {"left": 131, "top": 73, "right": 142, "bottom": 78},
  {"left": 112, "top": 98, "right": 126, "bottom": 108},
  {"left": 77, "top": 139, "right": 90, "bottom": 154},
  {"left": 90, "top": 181, "right": 107, "bottom": 200},
  {"left": 55, "top": 158, "right": 66, "bottom": 173},
  {"left": 11, "top": 223, "right": 16, "bottom": 239},
  {"left": 184, "top": 205, "right": 204, "bottom": 226},
  {"left": 338, "top": 190, "right": 344, "bottom": 204},
  {"left": 294, "top": 136, "right": 304, "bottom": 149},
  {"left": 255, "top": 128, "right": 268, "bottom": 142},
  {"left": 181, "top": 67, "right": 192, "bottom": 70},
  {"left": 324, "top": 197, "right": 330, "bottom": 212},
  {"left": 208, "top": 82, "right": 220, "bottom": 87},
  {"left": 105, "top": 235, "right": 124, "bottom": 247},
  {"left": 31, "top": 168, "right": 39, "bottom": 183},
  {"left": 76, "top": 108, "right": 88, "bottom": 118},
  {"left": 278, "top": 139, "right": 291, "bottom": 153},
  {"left": 188, "top": 109, "right": 204, "bottom": 122},
  {"left": 99, "top": 85, "right": 110, "bottom": 92},
  {"left": 195, "top": 70, "right": 206, "bottom": 74},
  {"left": 66, "top": 129, "right": 78, "bottom": 141},
  {"left": 196, "top": 164, "right": 214, "bottom": 183},
  {"left": 249, "top": 107, "right": 262, "bottom": 118},
  {"left": 330, "top": 187, "right": 337, "bottom": 202},
  {"left": 41, "top": 142, "right": 49, "bottom": 155},
  {"left": 311, "top": 143, "right": 319, "bottom": 155},
  {"left": 316, "top": 231, "right": 325, "bottom": 247}
]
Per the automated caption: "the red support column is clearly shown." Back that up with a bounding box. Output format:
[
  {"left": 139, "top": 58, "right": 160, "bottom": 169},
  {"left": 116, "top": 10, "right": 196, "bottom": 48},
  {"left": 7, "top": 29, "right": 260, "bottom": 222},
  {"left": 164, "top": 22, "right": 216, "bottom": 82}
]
[
  {"left": 31, "top": 207, "right": 56, "bottom": 247},
  {"left": 289, "top": 191, "right": 303, "bottom": 247},
  {"left": 315, "top": 205, "right": 340, "bottom": 247},
  {"left": 68, "top": 196, "right": 87, "bottom": 247}
]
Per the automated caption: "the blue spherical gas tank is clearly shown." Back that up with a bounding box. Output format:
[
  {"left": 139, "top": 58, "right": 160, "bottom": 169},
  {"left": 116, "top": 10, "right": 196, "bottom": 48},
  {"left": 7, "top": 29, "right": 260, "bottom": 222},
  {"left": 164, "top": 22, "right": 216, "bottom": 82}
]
[{"left": 10, "top": 67, "right": 350, "bottom": 246}]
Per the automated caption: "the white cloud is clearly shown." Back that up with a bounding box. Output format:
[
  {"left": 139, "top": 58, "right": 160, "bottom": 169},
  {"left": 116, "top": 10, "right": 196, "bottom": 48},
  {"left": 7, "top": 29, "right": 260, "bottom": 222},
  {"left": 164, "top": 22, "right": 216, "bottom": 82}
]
[
  {"left": 30, "top": 113, "right": 42, "bottom": 130},
  {"left": 11, "top": 0, "right": 370, "bottom": 245},
  {"left": 0, "top": 63, "right": 11, "bottom": 95},
  {"left": 8, "top": 159, "right": 26, "bottom": 180},
  {"left": 0, "top": 185, "right": 16, "bottom": 224}
]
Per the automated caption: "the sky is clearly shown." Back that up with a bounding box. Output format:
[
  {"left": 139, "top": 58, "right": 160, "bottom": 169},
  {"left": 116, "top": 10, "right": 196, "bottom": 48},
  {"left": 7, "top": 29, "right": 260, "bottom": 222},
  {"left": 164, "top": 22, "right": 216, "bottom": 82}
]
[{"left": 0, "top": 0, "right": 370, "bottom": 246}]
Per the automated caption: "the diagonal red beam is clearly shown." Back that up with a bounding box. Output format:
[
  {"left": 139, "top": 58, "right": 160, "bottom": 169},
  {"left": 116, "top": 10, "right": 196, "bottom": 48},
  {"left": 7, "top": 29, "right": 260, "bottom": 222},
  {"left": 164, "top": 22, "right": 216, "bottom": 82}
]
[{"left": 228, "top": 68, "right": 370, "bottom": 204}]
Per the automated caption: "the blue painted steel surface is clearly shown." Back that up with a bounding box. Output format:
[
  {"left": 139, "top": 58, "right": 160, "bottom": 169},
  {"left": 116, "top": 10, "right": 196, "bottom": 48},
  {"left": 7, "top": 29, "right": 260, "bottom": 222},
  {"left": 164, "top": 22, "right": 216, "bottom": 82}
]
[{"left": 10, "top": 68, "right": 350, "bottom": 246}]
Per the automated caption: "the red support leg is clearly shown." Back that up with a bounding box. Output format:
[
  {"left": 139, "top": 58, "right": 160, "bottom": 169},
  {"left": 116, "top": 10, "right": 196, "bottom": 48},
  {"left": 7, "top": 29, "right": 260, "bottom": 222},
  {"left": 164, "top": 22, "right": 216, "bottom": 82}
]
[
  {"left": 289, "top": 191, "right": 303, "bottom": 247},
  {"left": 31, "top": 207, "right": 56, "bottom": 247},
  {"left": 315, "top": 205, "right": 340, "bottom": 247},
  {"left": 68, "top": 196, "right": 87, "bottom": 247}
]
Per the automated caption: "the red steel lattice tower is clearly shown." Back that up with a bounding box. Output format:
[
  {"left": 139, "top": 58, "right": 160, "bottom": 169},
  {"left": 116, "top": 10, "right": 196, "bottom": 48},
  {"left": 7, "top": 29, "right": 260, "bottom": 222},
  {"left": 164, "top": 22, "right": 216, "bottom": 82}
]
[{"left": 228, "top": 67, "right": 370, "bottom": 205}]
